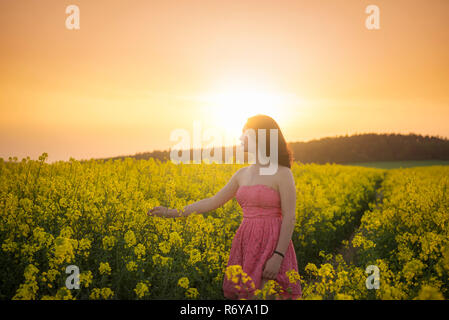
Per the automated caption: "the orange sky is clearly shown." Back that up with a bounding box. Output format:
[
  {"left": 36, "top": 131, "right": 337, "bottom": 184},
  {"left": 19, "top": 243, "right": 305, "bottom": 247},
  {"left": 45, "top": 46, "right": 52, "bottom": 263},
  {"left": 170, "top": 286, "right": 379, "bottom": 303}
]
[{"left": 1, "top": 0, "right": 448, "bottom": 163}]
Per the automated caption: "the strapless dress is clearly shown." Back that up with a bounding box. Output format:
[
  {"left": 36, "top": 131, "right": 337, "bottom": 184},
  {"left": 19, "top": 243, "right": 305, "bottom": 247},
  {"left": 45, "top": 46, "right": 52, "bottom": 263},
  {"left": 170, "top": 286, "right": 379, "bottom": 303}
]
[{"left": 222, "top": 184, "right": 302, "bottom": 299}]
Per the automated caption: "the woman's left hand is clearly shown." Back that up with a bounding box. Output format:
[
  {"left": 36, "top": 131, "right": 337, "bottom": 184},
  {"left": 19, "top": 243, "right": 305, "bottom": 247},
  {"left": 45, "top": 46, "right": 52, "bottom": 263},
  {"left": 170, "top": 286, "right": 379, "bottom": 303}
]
[
  {"left": 262, "top": 254, "right": 283, "bottom": 280},
  {"left": 147, "top": 206, "right": 168, "bottom": 217}
]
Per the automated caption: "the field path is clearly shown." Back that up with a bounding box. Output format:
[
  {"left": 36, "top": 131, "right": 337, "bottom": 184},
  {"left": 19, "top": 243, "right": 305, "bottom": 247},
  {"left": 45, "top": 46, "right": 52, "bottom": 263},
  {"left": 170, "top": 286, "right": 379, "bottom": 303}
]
[{"left": 335, "top": 183, "right": 385, "bottom": 265}]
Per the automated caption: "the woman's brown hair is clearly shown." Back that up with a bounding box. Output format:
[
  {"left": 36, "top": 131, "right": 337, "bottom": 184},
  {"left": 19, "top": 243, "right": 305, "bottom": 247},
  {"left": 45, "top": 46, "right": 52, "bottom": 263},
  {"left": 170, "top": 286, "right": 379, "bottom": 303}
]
[{"left": 244, "top": 114, "right": 294, "bottom": 168}]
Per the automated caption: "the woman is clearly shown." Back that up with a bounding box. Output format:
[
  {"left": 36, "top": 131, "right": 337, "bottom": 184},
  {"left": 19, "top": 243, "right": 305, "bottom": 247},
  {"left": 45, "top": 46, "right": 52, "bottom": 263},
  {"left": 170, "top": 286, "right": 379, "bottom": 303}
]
[{"left": 148, "top": 114, "right": 302, "bottom": 300}]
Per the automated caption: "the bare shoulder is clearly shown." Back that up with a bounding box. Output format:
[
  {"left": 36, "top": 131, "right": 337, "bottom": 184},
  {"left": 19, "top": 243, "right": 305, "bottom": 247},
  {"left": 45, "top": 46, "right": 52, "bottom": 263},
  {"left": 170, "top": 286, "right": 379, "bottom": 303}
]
[
  {"left": 232, "top": 166, "right": 248, "bottom": 184},
  {"left": 276, "top": 165, "right": 293, "bottom": 177},
  {"left": 276, "top": 166, "right": 295, "bottom": 184},
  {"left": 235, "top": 166, "right": 249, "bottom": 177}
]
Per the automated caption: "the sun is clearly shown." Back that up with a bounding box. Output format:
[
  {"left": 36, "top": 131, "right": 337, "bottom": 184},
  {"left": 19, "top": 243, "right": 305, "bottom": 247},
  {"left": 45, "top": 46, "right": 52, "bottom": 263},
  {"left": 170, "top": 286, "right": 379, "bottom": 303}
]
[{"left": 199, "top": 86, "right": 287, "bottom": 144}]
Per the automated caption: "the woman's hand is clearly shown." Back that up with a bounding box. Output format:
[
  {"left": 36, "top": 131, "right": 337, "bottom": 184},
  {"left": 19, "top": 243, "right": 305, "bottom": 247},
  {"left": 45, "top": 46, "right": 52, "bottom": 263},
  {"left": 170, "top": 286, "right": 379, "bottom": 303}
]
[
  {"left": 262, "top": 254, "right": 283, "bottom": 280},
  {"left": 147, "top": 206, "right": 168, "bottom": 217}
]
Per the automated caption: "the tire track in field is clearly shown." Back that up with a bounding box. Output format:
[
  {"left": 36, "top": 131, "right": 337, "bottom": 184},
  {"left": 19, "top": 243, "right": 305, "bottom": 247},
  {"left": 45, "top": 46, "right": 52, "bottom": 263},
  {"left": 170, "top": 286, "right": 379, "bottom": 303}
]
[{"left": 334, "top": 173, "right": 385, "bottom": 266}]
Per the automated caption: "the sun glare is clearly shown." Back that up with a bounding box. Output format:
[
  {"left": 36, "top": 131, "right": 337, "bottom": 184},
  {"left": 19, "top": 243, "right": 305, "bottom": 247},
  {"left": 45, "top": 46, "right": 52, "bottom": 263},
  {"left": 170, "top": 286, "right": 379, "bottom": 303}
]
[{"left": 200, "top": 87, "right": 288, "bottom": 144}]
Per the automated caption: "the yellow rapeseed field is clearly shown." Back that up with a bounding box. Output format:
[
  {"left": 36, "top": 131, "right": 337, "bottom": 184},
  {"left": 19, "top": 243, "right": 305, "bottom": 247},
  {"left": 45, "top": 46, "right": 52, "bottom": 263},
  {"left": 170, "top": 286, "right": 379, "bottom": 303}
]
[{"left": 0, "top": 154, "right": 447, "bottom": 299}]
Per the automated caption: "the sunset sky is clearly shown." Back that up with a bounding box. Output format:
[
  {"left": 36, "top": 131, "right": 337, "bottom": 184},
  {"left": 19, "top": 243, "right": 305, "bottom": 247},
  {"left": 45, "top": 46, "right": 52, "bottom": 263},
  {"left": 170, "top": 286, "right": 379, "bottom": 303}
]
[{"left": 1, "top": 0, "right": 448, "bottom": 163}]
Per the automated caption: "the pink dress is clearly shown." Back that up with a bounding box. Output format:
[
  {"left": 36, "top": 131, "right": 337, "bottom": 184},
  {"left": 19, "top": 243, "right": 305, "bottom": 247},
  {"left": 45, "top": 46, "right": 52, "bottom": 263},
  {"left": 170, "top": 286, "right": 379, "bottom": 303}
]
[{"left": 222, "top": 184, "right": 302, "bottom": 300}]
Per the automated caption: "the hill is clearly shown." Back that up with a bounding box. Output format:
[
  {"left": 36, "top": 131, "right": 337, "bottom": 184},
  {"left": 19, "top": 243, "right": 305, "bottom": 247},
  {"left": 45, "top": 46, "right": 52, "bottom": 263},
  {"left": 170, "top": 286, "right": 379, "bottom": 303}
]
[{"left": 99, "top": 133, "right": 449, "bottom": 164}]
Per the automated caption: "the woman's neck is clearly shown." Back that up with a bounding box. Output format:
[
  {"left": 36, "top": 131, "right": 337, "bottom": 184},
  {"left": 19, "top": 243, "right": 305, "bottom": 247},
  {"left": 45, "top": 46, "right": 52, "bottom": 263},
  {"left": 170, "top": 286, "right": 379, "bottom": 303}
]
[{"left": 253, "top": 152, "right": 271, "bottom": 168}]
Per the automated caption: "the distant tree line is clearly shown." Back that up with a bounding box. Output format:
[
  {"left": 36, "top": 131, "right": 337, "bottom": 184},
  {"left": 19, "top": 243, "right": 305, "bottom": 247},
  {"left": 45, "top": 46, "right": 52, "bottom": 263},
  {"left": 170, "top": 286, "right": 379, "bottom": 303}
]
[{"left": 101, "top": 133, "right": 449, "bottom": 164}]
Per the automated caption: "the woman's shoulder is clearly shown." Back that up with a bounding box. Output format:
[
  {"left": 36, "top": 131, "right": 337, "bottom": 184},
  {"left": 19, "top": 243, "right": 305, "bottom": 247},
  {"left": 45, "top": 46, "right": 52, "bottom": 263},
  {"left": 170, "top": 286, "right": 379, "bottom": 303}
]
[
  {"left": 275, "top": 165, "right": 292, "bottom": 175},
  {"left": 231, "top": 166, "right": 248, "bottom": 184},
  {"left": 235, "top": 166, "right": 249, "bottom": 175},
  {"left": 274, "top": 165, "right": 294, "bottom": 183}
]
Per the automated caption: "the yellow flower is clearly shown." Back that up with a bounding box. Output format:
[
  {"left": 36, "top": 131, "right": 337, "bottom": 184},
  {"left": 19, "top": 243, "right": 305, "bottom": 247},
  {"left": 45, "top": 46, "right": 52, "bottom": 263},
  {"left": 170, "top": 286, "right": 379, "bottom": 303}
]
[
  {"left": 89, "top": 288, "right": 114, "bottom": 300},
  {"left": 55, "top": 287, "right": 74, "bottom": 300},
  {"left": 46, "top": 269, "right": 59, "bottom": 282},
  {"left": 79, "top": 271, "right": 93, "bottom": 288},
  {"left": 101, "top": 288, "right": 113, "bottom": 299},
  {"left": 402, "top": 259, "right": 425, "bottom": 283},
  {"left": 414, "top": 285, "right": 444, "bottom": 300},
  {"left": 185, "top": 287, "right": 199, "bottom": 299},
  {"left": 188, "top": 249, "right": 202, "bottom": 265},
  {"left": 134, "top": 243, "right": 146, "bottom": 259},
  {"left": 177, "top": 277, "right": 189, "bottom": 289},
  {"left": 134, "top": 282, "right": 150, "bottom": 298},
  {"left": 225, "top": 265, "right": 243, "bottom": 284},
  {"left": 124, "top": 230, "right": 136, "bottom": 247},
  {"left": 152, "top": 254, "right": 173, "bottom": 268},
  {"left": 102, "top": 235, "right": 117, "bottom": 250},
  {"left": 1, "top": 238, "right": 19, "bottom": 253},
  {"left": 60, "top": 226, "right": 73, "bottom": 238},
  {"left": 51, "top": 236, "right": 76, "bottom": 267},
  {"left": 12, "top": 264, "right": 40, "bottom": 300},
  {"left": 126, "top": 261, "right": 138, "bottom": 272},
  {"left": 79, "top": 238, "right": 91, "bottom": 251},
  {"left": 286, "top": 269, "right": 301, "bottom": 284},
  {"left": 33, "top": 227, "right": 52, "bottom": 248},
  {"left": 78, "top": 238, "right": 91, "bottom": 257},
  {"left": 335, "top": 293, "right": 353, "bottom": 300},
  {"left": 99, "top": 262, "right": 112, "bottom": 275},
  {"left": 89, "top": 288, "right": 101, "bottom": 299},
  {"left": 169, "top": 232, "right": 183, "bottom": 247},
  {"left": 12, "top": 282, "right": 39, "bottom": 300},
  {"left": 305, "top": 263, "right": 318, "bottom": 275},
  {"left": 158, "top": 241, "right": 171, "bottom": 255},
  {"left": 24, "top": 264, "right": 39, "bottom": 281}
]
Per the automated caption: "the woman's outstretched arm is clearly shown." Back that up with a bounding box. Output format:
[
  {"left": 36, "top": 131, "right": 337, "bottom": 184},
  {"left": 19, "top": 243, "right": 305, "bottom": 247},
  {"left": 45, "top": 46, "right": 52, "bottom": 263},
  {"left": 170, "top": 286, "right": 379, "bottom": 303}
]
[{"left": 148, "top": 167, "right": 244, "bottom": 218}]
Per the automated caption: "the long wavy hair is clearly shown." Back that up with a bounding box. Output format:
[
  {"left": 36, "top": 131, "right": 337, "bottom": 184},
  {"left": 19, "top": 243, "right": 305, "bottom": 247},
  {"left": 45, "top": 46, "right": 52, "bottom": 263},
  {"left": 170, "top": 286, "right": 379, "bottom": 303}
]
[{"left": 244, "top": 114, "right": 294, "bottom": 168}]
